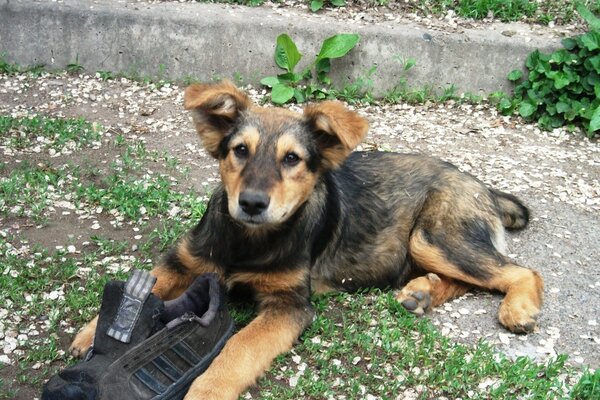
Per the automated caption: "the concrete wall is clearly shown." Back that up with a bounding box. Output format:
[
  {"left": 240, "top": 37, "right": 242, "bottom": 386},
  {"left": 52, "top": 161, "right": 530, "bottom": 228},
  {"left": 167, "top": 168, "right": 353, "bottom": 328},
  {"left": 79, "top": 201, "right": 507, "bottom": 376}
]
[{"left": 0, "top": 0, "right": 561, "bottom": 95}]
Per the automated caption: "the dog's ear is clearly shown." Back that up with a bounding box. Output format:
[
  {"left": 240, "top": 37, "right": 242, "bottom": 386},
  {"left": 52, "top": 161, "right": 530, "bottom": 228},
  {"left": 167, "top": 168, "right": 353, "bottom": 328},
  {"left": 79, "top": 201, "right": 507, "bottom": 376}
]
[
  {"left": 184, "top": 80, "right": 251, "bottom": 158},
  {"left": 304, "top": 101, "right": 369, "bottom": 169}
]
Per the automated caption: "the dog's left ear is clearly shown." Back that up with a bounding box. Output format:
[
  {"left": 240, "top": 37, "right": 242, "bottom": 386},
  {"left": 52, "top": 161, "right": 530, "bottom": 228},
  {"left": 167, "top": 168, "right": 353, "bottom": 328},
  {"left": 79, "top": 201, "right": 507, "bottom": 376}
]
[
  {"left": 304, "top": 101, "right": 369, "bottom": 169},
  {"left": 184, "top": 80, "right": 251, "bottom": 158}
]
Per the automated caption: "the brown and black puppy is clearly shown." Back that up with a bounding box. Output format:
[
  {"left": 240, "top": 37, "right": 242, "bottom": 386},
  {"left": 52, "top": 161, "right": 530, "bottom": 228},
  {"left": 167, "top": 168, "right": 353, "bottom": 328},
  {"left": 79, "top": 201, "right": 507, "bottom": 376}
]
[{"left": 71, "top": 80, "right": 543, "bottom": 399}]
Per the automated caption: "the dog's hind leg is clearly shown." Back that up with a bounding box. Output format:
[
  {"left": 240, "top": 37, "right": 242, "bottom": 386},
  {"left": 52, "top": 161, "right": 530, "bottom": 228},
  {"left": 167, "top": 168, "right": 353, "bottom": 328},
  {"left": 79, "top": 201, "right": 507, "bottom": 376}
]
[{"left": 405, "top": 228, "right": 543, "bottom": 333}]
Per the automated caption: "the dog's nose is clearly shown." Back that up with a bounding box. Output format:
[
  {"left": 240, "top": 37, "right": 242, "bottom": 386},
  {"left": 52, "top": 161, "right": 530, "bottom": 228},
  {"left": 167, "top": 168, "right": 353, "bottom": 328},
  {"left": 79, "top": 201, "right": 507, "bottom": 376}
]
[{"left": 239, "top": 191, "right": 270, "bottom": 216}]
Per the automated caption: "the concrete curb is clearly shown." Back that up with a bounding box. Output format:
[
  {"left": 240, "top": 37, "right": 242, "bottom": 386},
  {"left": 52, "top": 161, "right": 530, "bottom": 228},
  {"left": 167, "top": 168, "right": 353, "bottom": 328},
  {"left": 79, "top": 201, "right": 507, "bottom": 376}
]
[{"left": 1, "top": 0, "right": 562, "bottom": 95}]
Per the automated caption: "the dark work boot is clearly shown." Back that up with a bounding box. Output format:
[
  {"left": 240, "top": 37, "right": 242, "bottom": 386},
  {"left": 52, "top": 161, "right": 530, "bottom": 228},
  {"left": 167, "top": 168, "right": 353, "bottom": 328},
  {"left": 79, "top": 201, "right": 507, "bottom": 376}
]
[{"left": 42, "top": 271, "right": 234, "bottom": 400}]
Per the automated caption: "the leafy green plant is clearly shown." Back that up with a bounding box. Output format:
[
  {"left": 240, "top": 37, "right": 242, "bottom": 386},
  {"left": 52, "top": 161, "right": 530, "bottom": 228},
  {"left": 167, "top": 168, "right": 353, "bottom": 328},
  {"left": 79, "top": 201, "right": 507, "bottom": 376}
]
[
  {"left": 309, "top": 0, "right": 346, "bottom": 12},
  {"left": 66, "top": 56, "right": 84, "bottom": 74},
  {"left": 97, "top": 70, "right": 115, "bottom": 81},
  {"left": 503, "top": 3, "right": 600, "bottom": 137},
  {"left": 0, "top": 54, "right": 20, "bottom": 74},
  {"left": 261, "top": 33, "right": 360, "bottom": 104},
  {"left": 571, "top": 368, "right": 600, "bottom": 399}
]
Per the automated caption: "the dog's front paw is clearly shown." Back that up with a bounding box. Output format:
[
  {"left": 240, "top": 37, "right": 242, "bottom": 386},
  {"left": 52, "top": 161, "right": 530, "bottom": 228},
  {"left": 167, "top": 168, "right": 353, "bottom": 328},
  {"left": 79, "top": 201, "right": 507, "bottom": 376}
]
[{"left": 69, "top": 316, "right": 98, "bottom": 358}]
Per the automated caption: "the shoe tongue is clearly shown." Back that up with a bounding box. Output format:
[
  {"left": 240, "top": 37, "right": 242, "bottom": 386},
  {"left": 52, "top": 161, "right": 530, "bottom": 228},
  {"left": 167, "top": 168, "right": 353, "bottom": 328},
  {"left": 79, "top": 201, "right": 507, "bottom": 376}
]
[{"left": 93, "top": 273, "right": 164, "bottom": 357}]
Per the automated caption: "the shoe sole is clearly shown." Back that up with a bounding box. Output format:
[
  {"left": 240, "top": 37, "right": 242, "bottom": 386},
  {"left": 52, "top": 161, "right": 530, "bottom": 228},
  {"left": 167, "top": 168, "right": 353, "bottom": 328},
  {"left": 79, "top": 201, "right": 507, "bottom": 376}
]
[{"left": 152, "top": 318, "right": 235, "bottom": 400}]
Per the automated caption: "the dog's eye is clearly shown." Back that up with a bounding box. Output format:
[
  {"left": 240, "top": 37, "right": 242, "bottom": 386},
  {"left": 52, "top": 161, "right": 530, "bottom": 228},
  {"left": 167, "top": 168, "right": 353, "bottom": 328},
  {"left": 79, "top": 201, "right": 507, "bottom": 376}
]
[
  {"left": 282, "top": 152, "right": 300, "bottom": 166},
  {"left": 233, "top": 144, "right": 249, "bottom": 158}
]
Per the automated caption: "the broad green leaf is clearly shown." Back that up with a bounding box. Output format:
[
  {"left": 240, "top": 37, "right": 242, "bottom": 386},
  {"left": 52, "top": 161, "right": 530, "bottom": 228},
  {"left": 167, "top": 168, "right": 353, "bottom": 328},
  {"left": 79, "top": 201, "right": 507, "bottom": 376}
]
[
  {"left": 330, "top": 0, "right": 346, "bottom": 6},
  {"left": 525, "top": 50, "right": 540, "bottom": 69},
  {"left": 561, "top": 37, "right": 578, "bottom": 50},
  {"left": 293, "top": 88, "right": 306, "bottom": 104},
  {"left": 301, "top": 67, "right": 313, "bottom": 80},
  {"left": 507, "top": 69, "right": 523, "bottom": 81},
  {"left": 404, "top": 57, "right": 416, "bottom": 71},
  {"left": 580, "top": 32, "right": 600, "bottom": 51},
  {"left": 556, "top": 102, "right": 571, "bottom": 114},
  {"left": 310, "top": 0, "right": 324, "bottom": 12},
  {"left": 271, "top": 83, "right": 295, "bottom": 104},
  {"left": 576, "top": 2, "right": 600, "bottom": 31},
  {"left": 589, "top": 106, "right": 600, "bottom": 132},
  {"left": 276, "top": 72, "right": 302, "bottom": 84},
  {"left": 315, "top": 90, "right": 327, "bottom": 100},
  {"left": 260, "top": 76, "right": 280, "bottom": 87},
  {"left": 275, "top": 34, "right": 302, "bottom": 73},
  {"left": 499, "top": 98, "right": 513, "bottom": 112},
  {"left": 595, "top": 84, "right": 600, "bottom": 99},
  {"left": 317, "top": 34, "right": 360, "bottom": 61},
  {"left": 587, "top": 55, "right": 600, "bottom": 73},
  {"left": 547, "top": 71, "right": 571, "bottom": 89},
  {"left": 316, "top": 58, "right": 331, "bottom": 84},
  {"left": 550, "top": 49, "right": 577, "bottom": 65},
  {"left": 519, "top": 102, "right": 537, "bottom": 118}
]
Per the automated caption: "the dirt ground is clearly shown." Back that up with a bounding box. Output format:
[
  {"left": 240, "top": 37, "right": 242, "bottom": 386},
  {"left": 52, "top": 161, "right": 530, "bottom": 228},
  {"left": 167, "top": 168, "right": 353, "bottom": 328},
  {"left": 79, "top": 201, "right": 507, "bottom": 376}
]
[{"left": 0, "top": 72, "right": 599, "bottom": 399}]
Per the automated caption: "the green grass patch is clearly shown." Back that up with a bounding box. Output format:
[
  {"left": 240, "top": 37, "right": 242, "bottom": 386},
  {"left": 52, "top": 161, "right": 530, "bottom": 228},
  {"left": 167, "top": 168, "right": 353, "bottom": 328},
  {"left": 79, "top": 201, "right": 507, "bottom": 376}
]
[
  {"left": 256, "top": 292, "right": 589, "bottom": 399},
  {"left": 0, "top": 116, "right": 102, "bottom": 154},
  {"left": 0, "top": 162, "right": 76, "bottom": 224},
  {"left": 416, "top": 0, "right": 599, "bottom": 24}
]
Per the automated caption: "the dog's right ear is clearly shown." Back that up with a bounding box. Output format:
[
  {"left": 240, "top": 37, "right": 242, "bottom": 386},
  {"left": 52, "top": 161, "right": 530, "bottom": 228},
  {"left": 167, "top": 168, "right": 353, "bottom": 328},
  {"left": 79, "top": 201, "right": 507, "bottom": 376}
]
[{"left": 184, "top": 80, "right": 251, "bottom": 158}]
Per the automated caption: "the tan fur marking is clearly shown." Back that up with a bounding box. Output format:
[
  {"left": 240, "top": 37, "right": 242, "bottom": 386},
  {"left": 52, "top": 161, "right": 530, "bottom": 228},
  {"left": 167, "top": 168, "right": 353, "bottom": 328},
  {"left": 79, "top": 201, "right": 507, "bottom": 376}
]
[
  {"left": 408, "top": 231, "right": 481, "bottom": 285},
  {"left": 276, "top": 133, "right": 308, "bottom": 162},
  {"left": 269, "top": 163, "right": 318, "bottom": 223},
  {"left": 184, "top": 81, "right": 251, "bottom": 158},
  {"left": 227, "top": 268, "right": 308, "bottom": 294},
  {"left": 69, "top": 315, "right": 98, "bottom": 357},
  {"left": 304, "top": 101, "right": 369, "bottom": 169},
  {"left": 490, "top": 265, "right": 544, "bottom": 332},
  {"left": 231, "top": 127, "right": 261, "bottom": 156},
  {"left": 150, "top": 266, "right": 194, "bottom": 301},
  {"left": 311, "top": 278, "right": 336, "bottom": 294},
  {"left": 220, "top": 153, "right": 244, "bottom": 215}
]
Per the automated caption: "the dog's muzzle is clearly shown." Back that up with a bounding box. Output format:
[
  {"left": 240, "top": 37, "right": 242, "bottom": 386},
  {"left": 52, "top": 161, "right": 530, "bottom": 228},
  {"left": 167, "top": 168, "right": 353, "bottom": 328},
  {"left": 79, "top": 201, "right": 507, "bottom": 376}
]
[{"left": 238, "top": 190, "right": 270, "bottom": 218}]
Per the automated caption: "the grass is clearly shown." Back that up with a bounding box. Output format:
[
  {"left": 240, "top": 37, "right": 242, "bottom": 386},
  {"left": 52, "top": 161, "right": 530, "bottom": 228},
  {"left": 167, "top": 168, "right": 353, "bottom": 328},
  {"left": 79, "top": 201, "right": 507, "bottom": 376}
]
[
  {"left": 417, "top": 0, "right": 600, "bottom": 24},
  {"left": 0, "top": 116, "right": 102, "bottom": 154},
  {"left": 193, "top": 0, "right": 598, "bottom": 25},
  {"left": 1, "top": 113, "right": 598, "bottom": 398},
  {"left": 257, "top": 292, "right": 587, "bottom": 399}
]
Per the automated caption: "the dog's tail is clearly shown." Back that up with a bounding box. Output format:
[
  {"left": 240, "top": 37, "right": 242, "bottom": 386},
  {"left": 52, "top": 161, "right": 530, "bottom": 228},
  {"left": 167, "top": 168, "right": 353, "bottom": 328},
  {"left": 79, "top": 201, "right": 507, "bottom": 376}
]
[{"left": 491, "top": 189, "right": 530, "bottom": 230}]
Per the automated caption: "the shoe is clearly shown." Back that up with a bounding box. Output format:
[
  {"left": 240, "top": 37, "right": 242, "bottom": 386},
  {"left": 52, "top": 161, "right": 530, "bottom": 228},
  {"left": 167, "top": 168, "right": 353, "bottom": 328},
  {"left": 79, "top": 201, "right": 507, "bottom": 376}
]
[{"left": 42, "top": 270, "right": 234, "bottom": 400}]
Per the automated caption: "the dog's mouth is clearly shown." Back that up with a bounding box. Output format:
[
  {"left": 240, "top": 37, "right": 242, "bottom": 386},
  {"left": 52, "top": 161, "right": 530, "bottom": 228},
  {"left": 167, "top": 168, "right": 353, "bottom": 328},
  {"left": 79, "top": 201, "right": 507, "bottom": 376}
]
[{"left": 235, "top": 213, "right": 269, "bottom": 227}]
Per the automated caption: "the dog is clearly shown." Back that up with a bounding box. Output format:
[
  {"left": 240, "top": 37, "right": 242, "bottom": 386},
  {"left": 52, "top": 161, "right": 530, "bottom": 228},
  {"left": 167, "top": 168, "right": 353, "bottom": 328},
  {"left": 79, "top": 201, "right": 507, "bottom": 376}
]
[{"left": 70, "top": 80, "right": 544, "bottom": 399}]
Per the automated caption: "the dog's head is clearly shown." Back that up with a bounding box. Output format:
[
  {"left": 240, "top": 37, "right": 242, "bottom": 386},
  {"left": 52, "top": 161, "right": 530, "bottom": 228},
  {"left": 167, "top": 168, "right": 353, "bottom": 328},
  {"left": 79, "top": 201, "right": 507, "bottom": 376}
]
[{"left": 184, "top": 80, "right": 368, "bottom": 228}]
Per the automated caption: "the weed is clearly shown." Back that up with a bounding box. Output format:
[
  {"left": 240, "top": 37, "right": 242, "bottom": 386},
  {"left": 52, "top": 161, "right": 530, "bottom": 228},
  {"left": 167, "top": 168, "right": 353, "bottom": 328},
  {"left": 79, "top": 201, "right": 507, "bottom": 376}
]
[
  {"left": 571, "top": 368, "right": 600, "bottom": 399},
  {"left": 0, "top": 54, "right": 20, "bottom": 74},
  {"left": 330, "top": 65, "right": 377, "bottom": 104},
  {"left": 97, "top": 70, "right": 115, "bottom": 81},
  {"left": 66, "top": 56, "right": 84, "bottom": 74},
  {"left": 309, "top": 0, "right": 346, "bottom": 12},
  {"left": 0, "top": 53, "right": 45, "bottom": 76},
  {"left": 502, "top": 3, "right": 600, "bottom": 137},
  {"left": 0, "top": 116, "right": 102, "bottom": 153},
  {"left": 0, "top": 162, "right": 73, "bottom": 224},
  {"left": 417, "top": 0, "right": 600, "bottom": 24},
  {"left": 261, "top": 33, "right": 360, "bottom": 104}
]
